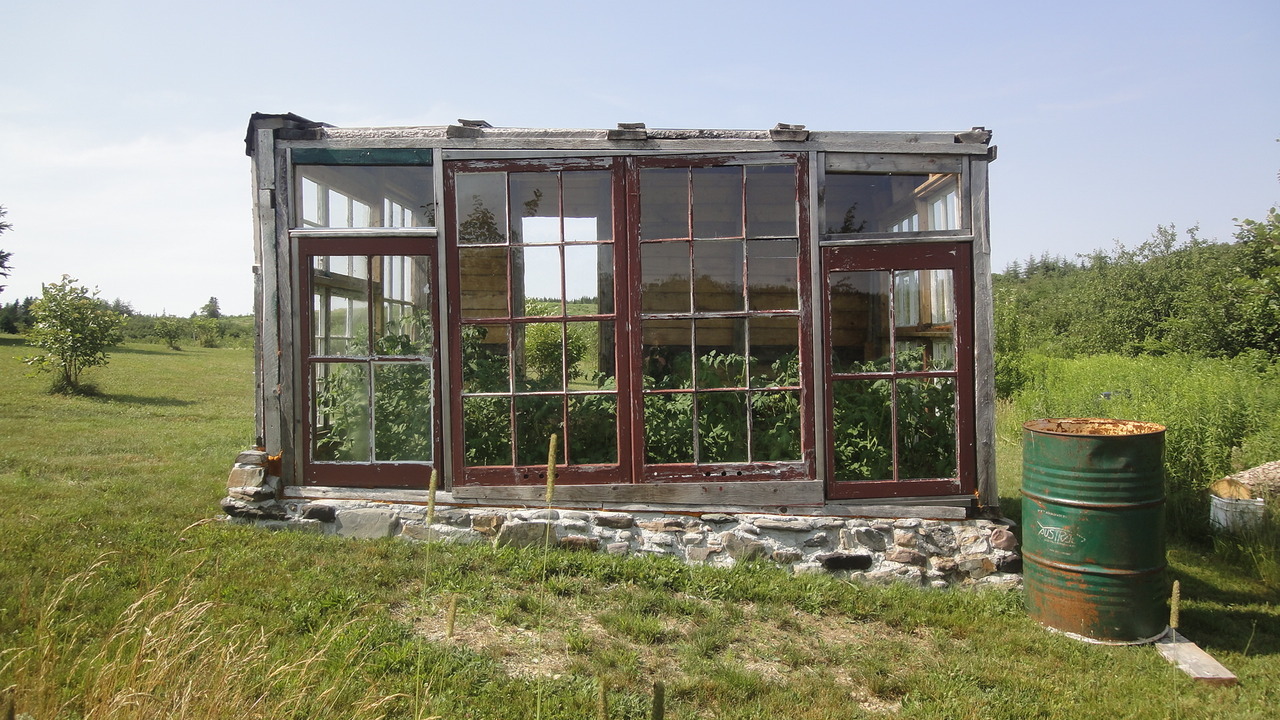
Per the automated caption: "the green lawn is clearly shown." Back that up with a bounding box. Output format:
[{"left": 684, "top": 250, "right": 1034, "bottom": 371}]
[{"left": 1, "top": 335, "right": 1276, "bottom": 719}]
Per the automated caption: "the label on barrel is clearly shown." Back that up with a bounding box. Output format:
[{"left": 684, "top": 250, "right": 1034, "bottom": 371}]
[{"left": 1035, "top": 522, "right": 1084, "bottom": 547}]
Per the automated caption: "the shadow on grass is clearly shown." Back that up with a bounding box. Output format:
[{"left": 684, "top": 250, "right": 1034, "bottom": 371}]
[
  {"left": 92, "top": 393, "right": 196, "bottom": 407},
  {"left": 110, "top": 344, "right": 184, "bottom": 356},
  {"left": 0, "top": 335, "right": 29, "bottom": 347}
]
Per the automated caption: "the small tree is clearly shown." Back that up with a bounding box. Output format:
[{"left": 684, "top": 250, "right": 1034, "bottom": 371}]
[
  {"left": 24, "top": 276, "right": 124, "bottom": 394},
  {"left": 192, "top": 316, "right": 224, "bottom": 347},
  {"left": 199, "top": 296, "right": 222, "bottom": 319},
  {"left": 0, "top": 205, "right": 12, "bottom": 296},
  {"left": 153, "top": 315, "right": 187, "bottom": 350}
]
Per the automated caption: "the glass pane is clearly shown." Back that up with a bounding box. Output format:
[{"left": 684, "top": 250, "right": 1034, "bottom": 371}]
[
  {"left": 692, "top": 240, "right": 744, "bottom": 312},
  {"left": 893, "top": 269, "right": 956, "bottom": 371},
  {"left": 644, "top": 393, "right": 694, "bottom": 463},
  {"left": 518, "top": 323, "right": 564, "bottom": 392},
  {"left": 747, "top": 239, "right": 798, "bottom": 311},
  {"left": 831, "top": 379, "right": 893, "bottom": 481},
  {"left": 373, "top": 363, "right": 432, "bottom": 462},
  {"left": 695, "top": 318, "right": 746, "bottom": 389},
  {"left": 374, "top": 255, "right": 432, "bottom": 356},
  {"left": 509, "top": 172, "right": 560, "bottom": 243},
  {"left": 456, "top": 172, "right": 508, "bottom": 244},
  {"left": 640, "top": 168, "right": 688, "bottom": 240},
  {"left": 748, "top": 316, "right": 799, "bottom": 387},
  {"left": 464, "top": 396, "right": 511, "bottom": 466},
  {"left": 294, "top": 166, "right": 435, "bottom": 229},
  {"left": 312, "top": 362, "right": 370, "bottom": 462},
  {"left": 312, "top": 256, "right": 368, "bottom": 357},
  {"left": 823, "top": 173, "right": 960, "bottom": 234},
  {"left": 562, "top": 171, "right": 612, "bottom": 243},
  {"left": 568, "top": 394, "right": 617, "bottom": 465},
  {"left": 829, "top": 271, "right": 891, "bottom": 373},
  {"left": 564, "top": 244, "right": 613, "bottom": 314},
  {"left": 642, "top": 320, "right": 692, "bottom": 389},
  {"left": 745, "top": 165, "right": 796, "bottom": 237},
  {"left": 515, "top": 245, "right": 562, "bottom": 316},
  {"left": 459, "top": 247, "right": 508, "bottom": 319},
  {"left": 515, "top": 395, "right": 564, "bottom": 466},
  {"left": 692, "top": 166, "right": 742, "bottom": 238},
  {"left": 641, "top": 242, "right": 690, "bottom": 313},
  {"left": 567, "top": 321, "right": 613, "bottom": 390},
  {"left": 896, "top": 378, "right": 957, "bottom": 479},
  {"left": 751, "top": 390, "right": 801, "bottom": 462},
  {"left": 461, "top": 324, "right": 510, "bottom": 393},
  {"left": 697, "top": 392, "right": 748, "bottom": 463}
]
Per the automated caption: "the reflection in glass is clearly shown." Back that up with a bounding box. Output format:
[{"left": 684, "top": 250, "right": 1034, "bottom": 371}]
[
  {"left": 642, "top": 320, "right": 692, "bottom": 389},
  {"left": 747, "top": 239, "right": 798, "bottom": 311},
  {"left": 562, "top": 171, "right": 612, "bottom": 243},
  {"left": 644, "top": 393, "right": 694, "bottom": 463},
  {"left": 515, "top": 395, "right": 564, "bottom": 466},
  {"left": 692, "top": 240, "right": 744, "bottom": 312},
  {"left": 564, "top": 244, "right": 613, "bottom": 313},
  {"left": 692, "top": 166, "right": 743, "bottom": 238},
  {"left": 748, "top": 316, "right": 799, "bottom": 387},
  {"left": 829, "top": 271, "right": 891, "bottom": 373},
  {"left": 459, "top": 247, "right": 508, "bottom": 319},
  {"left": 568, "top": 394, "right": 617, "bottom": 464},
  {"left": 374, "top": 255, "right": 432, "bottom": 356},
  {"left": 518, "top": 323, "right": 564, "bottom": 391},
  {"left": 746, "top": 165, "right": 796, "bottom": 237},
  {"left": 640, "top": 168, "right": 688, "bottom": 240},
  {"left": 896, "top": 378, "right": 957, "bottom": 479},
  {"left": 509, "top": 172, "right": 560, "bottom": 242},
  {"left": 566, "top": 321, "right": 612, "bottom": 389},
  {"left": 461, "top": 325, "right": 510, "bottom": 393},
  {"left": 695, "top": 318, "right": 746, "bottom": 389},
  {"left": 313, "top": 362, "right": 370, "bottom": 462},
  {"left": 296, "top": 165, "right": 435, "bottom": 229},
  {"left": 697, "top": 392, "right": 748, "bottom": 463},
  {"left": 464, "top": 396, "right": 511, "bottom": 466},
  {"left": 893, "top": 269, "right": 956, "bottom": 372},
  {"left": 515, "top": 245, "right": 562, "bottom": 316},
  {"left": 641, "top": 242, "right": 690, "bottom": 313},
  {"left": 824, "top": 173, "right": 960, "bottom": 234},
  {"left": 312, "top": 256, "right": 368, "bottom": 357},
  {"left": 456, "top": 172, "right": 508, "bottom": 244},
  {"left": 751, "top": 390, "right": 801, "bottom": 461},
  {"left": 373, "top": 363, "right": 432, "bottom": 462},
  {"left": 831, "top": 379, "right": 893, "bottom": 481}
]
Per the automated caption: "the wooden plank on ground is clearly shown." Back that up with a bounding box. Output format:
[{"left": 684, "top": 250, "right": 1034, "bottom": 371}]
[{"left": 1155, "top": 630, "right": 1238, "bottom": 686}]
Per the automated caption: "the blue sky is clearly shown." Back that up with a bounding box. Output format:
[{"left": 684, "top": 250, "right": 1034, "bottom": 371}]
[{"left": 1, "top": 0, "right": 1276, "bottom": 315}]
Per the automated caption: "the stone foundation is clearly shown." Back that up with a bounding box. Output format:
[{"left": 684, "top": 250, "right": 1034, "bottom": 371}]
[{"left": 221, "top": 453, "right": 1021, "bottom": 589}]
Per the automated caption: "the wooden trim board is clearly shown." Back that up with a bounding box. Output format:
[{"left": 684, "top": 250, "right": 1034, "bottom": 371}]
[{"left": 1155, "top": 630, "right": 1238, "bottom": 686}]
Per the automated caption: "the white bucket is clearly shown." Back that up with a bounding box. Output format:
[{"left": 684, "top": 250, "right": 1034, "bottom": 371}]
[{"left": 1209, "top": 494, "right": 1265, "bottom": 533}]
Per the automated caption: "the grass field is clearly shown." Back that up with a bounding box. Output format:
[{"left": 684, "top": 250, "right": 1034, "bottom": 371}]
[{"left": 1, "top": 335, "right": 1277, "bottom": 718}]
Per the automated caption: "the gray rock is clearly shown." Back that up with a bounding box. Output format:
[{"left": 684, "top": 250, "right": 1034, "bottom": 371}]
[
  {"left": 893, "top": 529, "right": 918, "bottom": 548},
  {"left": 558, "top": 535, "right": 600, "bottom": 552},
  {"left": 893, "top": 518, "right": 922, "bottom": 529},
  {"left": 816, "top": 553, "right": 874, "bottom": 571},
  {"left": 754, "top": 517, "right": 816, "bottom": 532},
  {"left": 884, "top": 548, "right": 926, "bottom": 566},
  {"left": 334, "top": 508, "right": 400, "bottom": 539},
  {"left": 700, "top": 513, "right": 736, "bottom": 524},
  {"left": 802, "top": 531, "right": 829, "bottom": 548},
  {"left": 771, "top": 549, "right": 803, "bottom": 564},
  {"left": 220, "top": 497, "right": 286, "bottom": 521},
  {"left": 686, "top": 546, "right": 722, "bottom": 563},
  {"left": 228, "top": 485, "right": 276, "bottom": 502},
  {"left": 595, "top": 512, "right": 635, "bottom": 529},
  {"left": 990, "top": 527, "right": 1018, "bottom": 551},
  {"left": 515, "top": 509, "right": 559, "bottom": 521},
  {"left": 843, "top": 527, "right": 886, "bottom": 552},
  {"left": 792, "top": 562, "right": 826, "bottom": 575},
  {"left": 470, "top": 514, "right": 506, "bottom": 535},
  {"left": 924, "top": 524, "right": 959, "bottom": 554},
  {"left": 495, "top": 521, "right": 554, "bottom": 548},
  {"left": 234, "top": 450, "right": 269, "bottom": 465},
  {"left": 638, "top": 518, "right": 687, "bottom": 533},
  {"left": 721, "top": 532, "right": 769, "bottom": 561},
  {"left": 299, "top": 503, "right": 337, "bottom": 522},
  {"left": 605, "top": 542, "right": 631, "bottom": 555},
  {"left": 226, "top": 465, "right": 266, "bottom": 489}
]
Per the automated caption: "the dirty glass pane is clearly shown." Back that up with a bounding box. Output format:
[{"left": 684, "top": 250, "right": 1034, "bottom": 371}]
[
  {"left": 312, "top": 256, "right": 368, "bottom": 357},
  {"left": 456, "top": 172, "right": 508, "bottom": 244},
  {"left": 894, "top": 269, "right": 956, "bottom": 372},
  {"left": 509, "top": 172, "right": 560, "bottom": 243},
  {"left": 564, "top": 244, "right": 613, "bottom": 314},
  {"left": 896, "top": 378, "right": 956, "bottom": 479},
  {"left": 642, "top": 320, "right": 692, "bottom": 389},
  {"left": 515, "top": 245, "right": 562, "bottom": 316},
  {"left": 312, "top": 362, "right": 370, "bottom": 462},
  {"left": 829, "top": 271, "right": 891, "bottom": 373},
  {"left": 751, "top": 391, "right": 801, "bottom": 461},
  {"left": 644, "top": 393, "right": 694, "bottom": 463},
  {"left": 295, "top": 166, "right": 435, "bottom": 228},
  {"left": 747, "top": 239, "right": 798, "bottom": 311},
  {"left": 831, "top": 379, "right": 893, "bottom": 481},
  {"left": 692, "top": 240, "right": 744, "bottom": 312},
  {"left": 823, "top": 173, "right": 960, "bottom": 234},
  {"left": 461, "top": 324, "right": 510, "bottom": 393},
  {"left": 697, "top": 392, "right": 748, "bottom": 463},
  {"left": 566, "top": 321, "right": 613, "bottom": 390},
  {"left": 464, "top": 396, "right": 511, "bottom": 466},
  {"left": 641, "top": 242, "right": 690, "bottom": 313},
  {"left": 562, "top": 171, "right": 612, "bottom": 243},
  {"left": 459, "top": 247, "right": 508, "bottom": 319},
  {"left": 374, "top": 255, "right": 432, "bottom": 356},
  {"left": 640, "top": 168, "right": 688, "bottom": 240},
  {"left": 692, "top": 166, "right": 742, "bottom": 239},
  {"left": 373, "top": 363, "right": 432, "bottom": 462},
  {"left": 515, "top": 395, "right": 564, "bottom": 466},
  {"left": 695, "top": 318, "right": 746, "bottom": 389},
  {"left": 568, "top": 394, "right": 617, "bottom": 465},
  {"left": 748, "top": 316, "right": 799, "bottom": 387},
  {"left": 517, "top": 323, "right": 564, "bottom": 391},
  {"left": 745, "top": 165, "right": 796, "bottom": 237}
]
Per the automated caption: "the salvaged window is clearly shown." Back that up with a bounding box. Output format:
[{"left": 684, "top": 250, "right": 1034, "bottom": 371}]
[
  {"left": 824, "top": 172, "right": 960, "bottom": 235},
  {"left": 295, "top": 162, "right": 436, "bottom": 228}
]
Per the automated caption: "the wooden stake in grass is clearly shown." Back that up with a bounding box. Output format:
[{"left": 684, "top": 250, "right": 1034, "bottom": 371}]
[{"left": 1170, "top": 579, "right": 1181, "bottom": 630}]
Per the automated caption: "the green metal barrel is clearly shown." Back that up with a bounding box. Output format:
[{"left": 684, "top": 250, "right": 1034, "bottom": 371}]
[{"left": 1022, "top": 418, "right": 1168, "bottom": 644}]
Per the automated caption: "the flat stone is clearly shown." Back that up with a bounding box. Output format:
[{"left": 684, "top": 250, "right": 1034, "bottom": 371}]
[
  {"left": 700, "top": 513, "right": 736, "bottom": 524},
  {"left": 793, "top": 562, "right": 825, "bottom": 575},
  {"left": 996, "top": 555, "right": 1023, "bottom": 573},
  {"left": 754, "top": 517, "right": 816, "bottom": 532},
  {"left": 234, "top": 450, "right": 269, "bottom": 465},
  {"left": 470, "top": 514, "right": 506, "bottom": 535},
  {"left": 595, "top": 512, "right": 635, "bottom": 529},
  {"left": 334, "top": 508, "right": 400, "bottom": 539},
  {"left": 495, "top": 521, "right": 554, "bottom": 548},
  {"left": 436, "top": 509, "right": 472, "bottom": 526},
  {"left": 686, "top": 546, "right": 722, "bottom": 563},
  {"left": 893, "top": 529, "right": 918, "bottom": 548},
  {"left": 990, "top": 527, "right": 1018, "bottom": 551},
  {"left": 226, "top": 465, "right": 266, "bottom": 489},
  {"left": 843, "top": 527, "right": 886, "bottom": 552},
  {"left": 638, "top": 518, "right": 687, "bottom": 533},
  {"left": 605, "top": 542, "right": 631, "bottom": 555},
  {"left": 401, "top": 524, "right": 485, "bottom": 544},
  {"left": 892, "top": 518, "right": 922, "bottom": 529},
  {"left": 929, "top": 556, "right": 958, "bottom": 573},
  {"left": 559, "top": 519, "right": 590, "bottom": 532},
  {"left": 924, "top": 525, "right": 959, "bottom": 554},
  {"left": 559, "top": 510, "right": 592, "bottom": 522},
  {"left": 558, "top": 535, "right": 600, "bottom": 552},
  {"left": 220, "top": 497, "right": 287, "bottom": 521},
  {"left": 885, "top": 548, "right": 926, "bottom": 566},
  {"left": 771, "top": 549, "right": 803, "bottom": 564},
  {"left": 515, "top": 509, "right": 559, "bottom": 521},
  {"left": 802, "top": 531, "right": 829, "bottom": 548},
  {"left": 299, "top": 503, "right": 337, "bottom": 522},
  {"left": 644, "top": 532, "right": 677, "bottom": 547},
  {"left": 816, "top": 552, "right": 874, "bottom": 571},
  {"left": 682, "top": 531, "right": 706, "bottom": 545},
  {"left": 721, "top": 532, "right": 769, "bottom": 561},
  {"left": 228, "top": 485, "right": 275, "bottom": 502}
]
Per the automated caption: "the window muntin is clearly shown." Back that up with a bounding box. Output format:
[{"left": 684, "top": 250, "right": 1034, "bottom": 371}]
[
  {"left": 824, "top": 173, "right": 960, "bottom": 235},
  {"left": 295, "top": 166, "right": 435, "bottom": 229}
]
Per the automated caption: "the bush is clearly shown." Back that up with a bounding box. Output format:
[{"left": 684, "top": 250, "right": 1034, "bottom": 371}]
[{"left": 23, "top": 276, "right": 124, "bottom": 394}]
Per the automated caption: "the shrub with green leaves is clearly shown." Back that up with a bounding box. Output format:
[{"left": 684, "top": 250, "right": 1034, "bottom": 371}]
[{"left": 23, "top": 275, "right": 124, "bottom": 394}]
